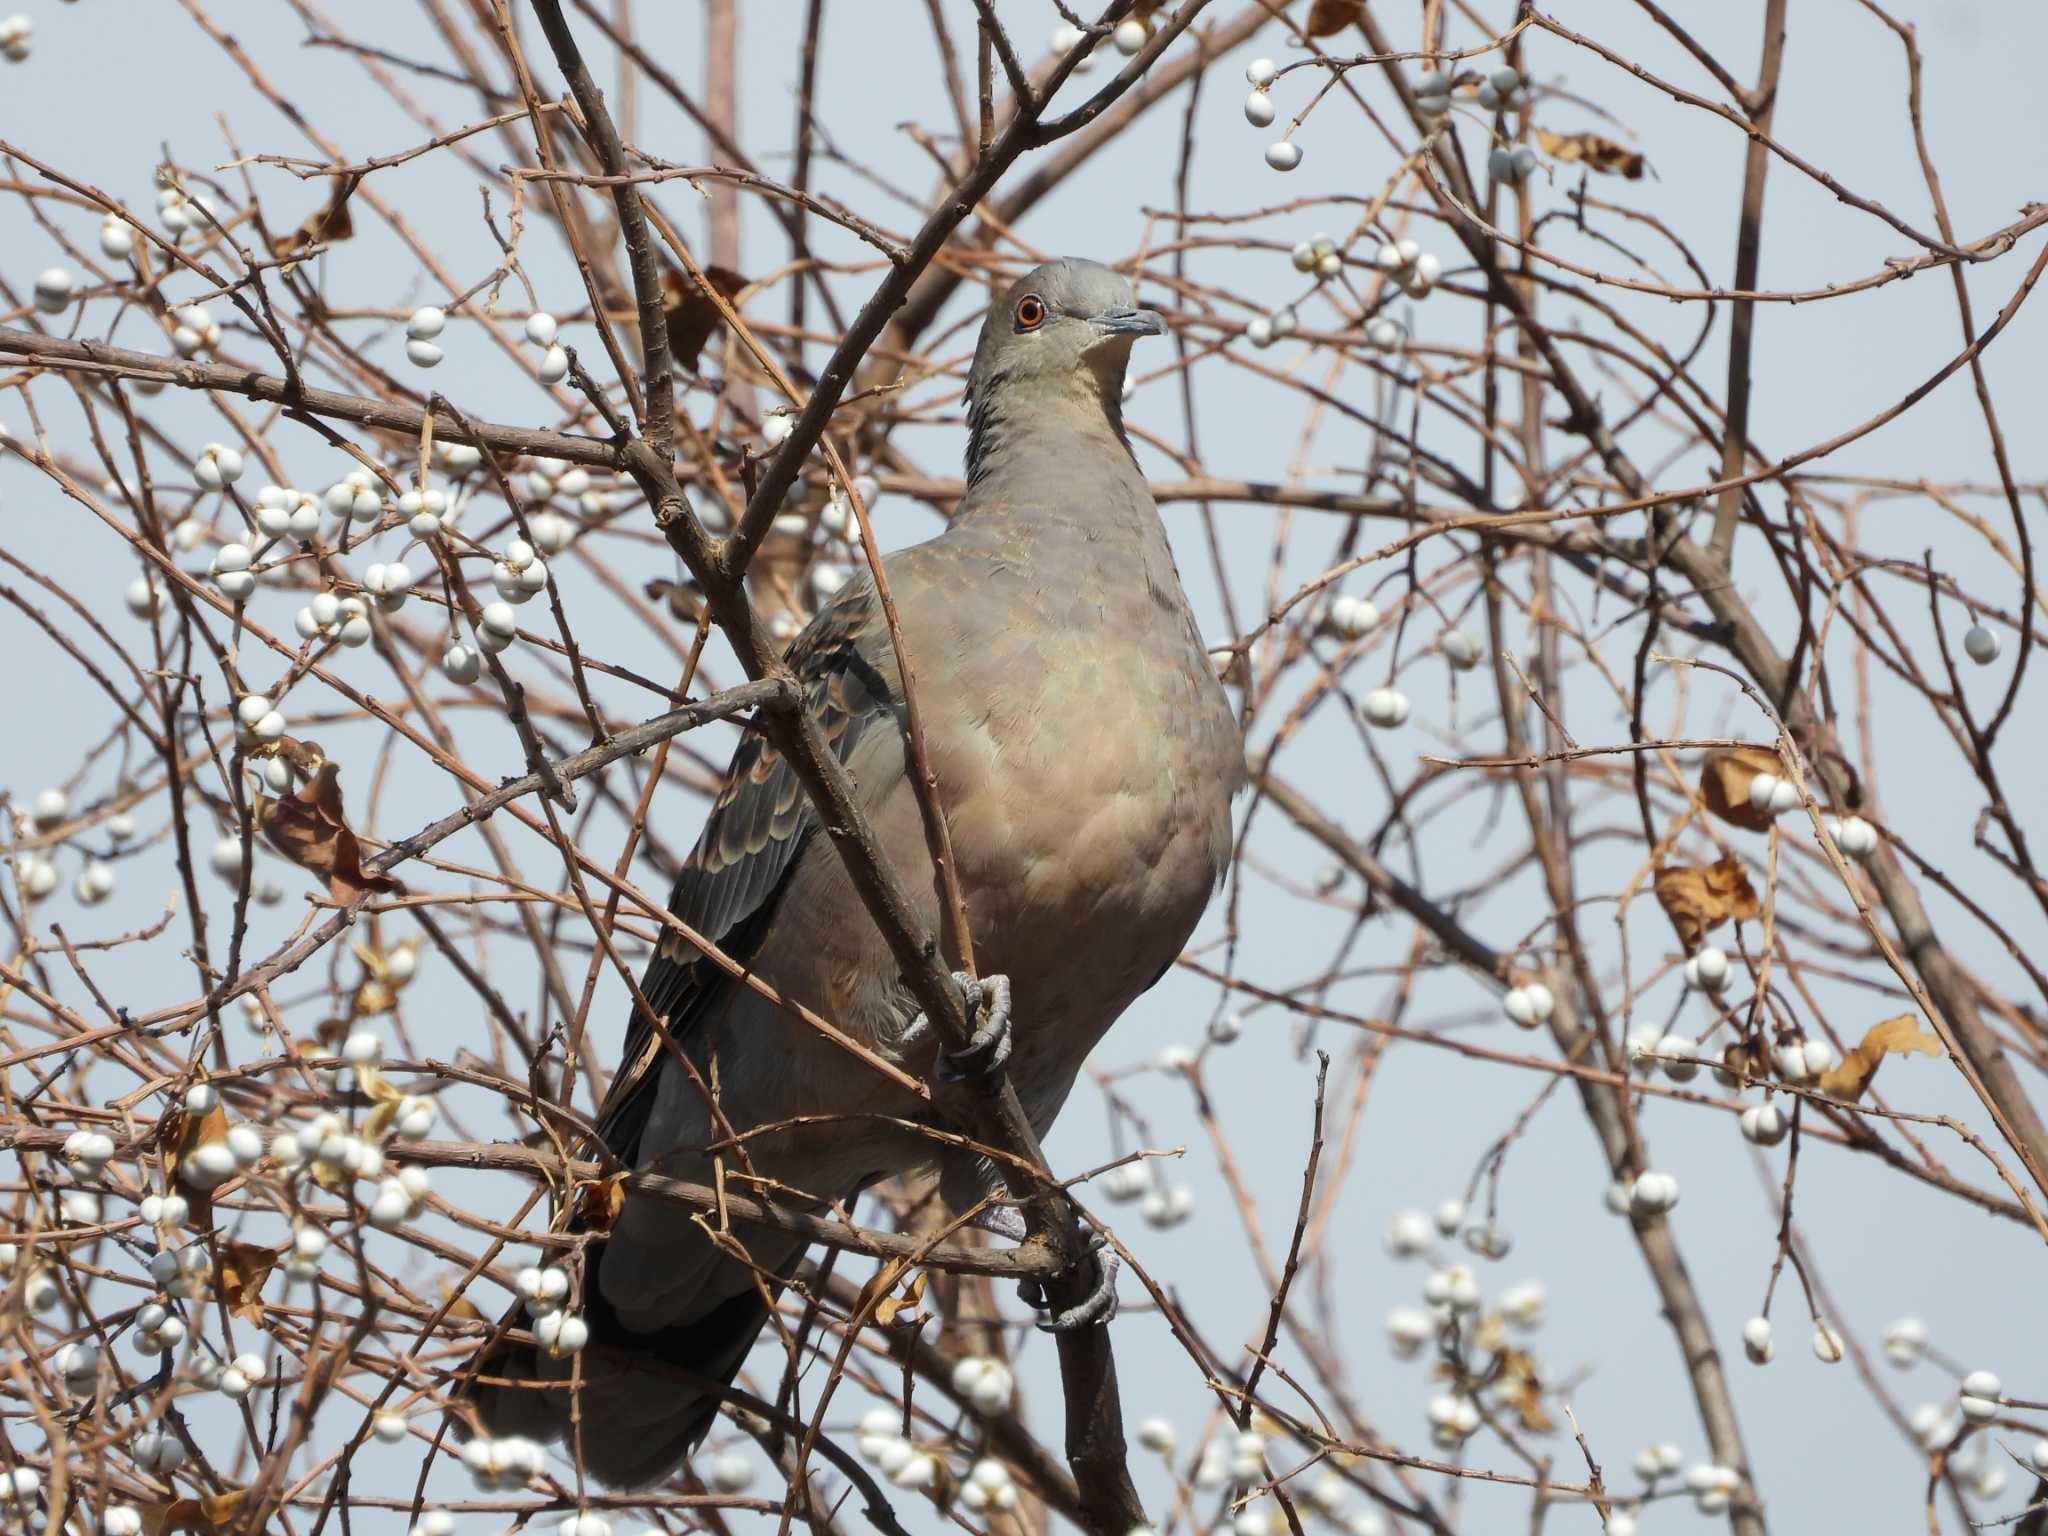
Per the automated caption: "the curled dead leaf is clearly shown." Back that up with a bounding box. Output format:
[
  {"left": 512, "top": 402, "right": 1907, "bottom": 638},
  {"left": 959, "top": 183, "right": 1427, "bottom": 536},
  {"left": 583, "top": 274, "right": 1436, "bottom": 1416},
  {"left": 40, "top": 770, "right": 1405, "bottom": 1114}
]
[
  {"left": 1496, "top": 1347, "right": 1554, "bottom": 1433},
  {"left": 1698, "top": 746, "right": 1783, "bottom": 833},
  {"left": 1305, "top": 0, "right": 1365, "bottom": 36},
  {"left": 1654, "top": 855, "right": 1760, "bottom": 950},
  {"left": 660, "top": 264, "right": 749, "bottom": 373},
  {"left": 1533, "top": 129, "right": 1646, "bottom": 179},
  {"left": 271, "top": 173, "right": 360, "bottom": 258},
  {"left": 216, "top": 1241, "right": 278, "bottom": 1323},
  {"left": 147, "top": 1488, "right": 248, "bottom": 1536},
  {"left": 573, "top": 1172, "right": 629, "bottom": 1235},
  {"left": 260, "top": 761, "right": 399, "bottom": 904},
  {"left": 1818, "top": 1014, "right": 1941, "bottom": 1103}
]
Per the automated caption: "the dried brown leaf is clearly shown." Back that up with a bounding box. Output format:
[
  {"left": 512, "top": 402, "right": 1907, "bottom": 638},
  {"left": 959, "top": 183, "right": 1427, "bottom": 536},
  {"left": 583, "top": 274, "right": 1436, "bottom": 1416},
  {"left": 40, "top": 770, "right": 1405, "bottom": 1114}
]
[
  {"left": 261, "top": 761, "right": 398, "bottom": 904},
  {"left": 661, "top": 264, "right": 749, "bottom": 373},
  {"left": 1654, "top": 855, "right": 1760, "bottom": 950},
  {"left": 1818, "top": 1014, "right": 1941, "bottom": 1103},
  {"left": 271, "top": 174, "right": 361, "bottom": 257},
  {"left": 147, "top": 1488, "right": 249, "bottom": 1536},
  {"left": 574, "top": 1172, "right": 629, "bottom": 1234},
  {"left": 216, "top": 1241, "right": 278, "bottom": 1323},
  {"left": 1534, "top": 128, "right": 1646, "bottom": 178},
  {"left": 873, "top": 1268, "right": 928, "bottom": 1329},
  {"left": 1305, "top": 0, "right": 1365, "bottom": 36},
  {"left": 1698, "top": 746, "right": 1782, "bottom": 833}
]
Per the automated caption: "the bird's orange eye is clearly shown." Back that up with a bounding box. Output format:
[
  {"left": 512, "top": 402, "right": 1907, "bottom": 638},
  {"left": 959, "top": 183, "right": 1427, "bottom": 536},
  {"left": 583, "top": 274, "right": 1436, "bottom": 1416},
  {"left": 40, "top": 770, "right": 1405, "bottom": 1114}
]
[{"left": 1014, "top": 294, "right": 1048, "bottom": 331}]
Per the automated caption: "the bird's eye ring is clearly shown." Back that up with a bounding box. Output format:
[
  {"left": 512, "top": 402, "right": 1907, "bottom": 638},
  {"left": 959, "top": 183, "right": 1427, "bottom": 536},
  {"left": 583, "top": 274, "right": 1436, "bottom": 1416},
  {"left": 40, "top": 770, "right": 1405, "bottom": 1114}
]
[{"left": 1013, "top": 294, "right": 1048, "bottom": 331}]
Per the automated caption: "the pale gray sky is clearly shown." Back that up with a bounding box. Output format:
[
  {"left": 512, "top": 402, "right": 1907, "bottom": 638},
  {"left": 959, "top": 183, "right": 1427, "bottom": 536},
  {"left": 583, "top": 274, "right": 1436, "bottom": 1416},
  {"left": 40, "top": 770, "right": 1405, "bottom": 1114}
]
[{"left": 3, "top": 2, "right": 2046, "bottom": 1532}]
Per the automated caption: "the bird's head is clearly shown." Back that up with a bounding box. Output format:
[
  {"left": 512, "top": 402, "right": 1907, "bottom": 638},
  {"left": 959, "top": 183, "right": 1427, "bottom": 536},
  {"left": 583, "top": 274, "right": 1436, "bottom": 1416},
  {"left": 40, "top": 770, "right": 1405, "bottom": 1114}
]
[{"left": 963, "top": 258, "right": 1163, "bottom": 481}]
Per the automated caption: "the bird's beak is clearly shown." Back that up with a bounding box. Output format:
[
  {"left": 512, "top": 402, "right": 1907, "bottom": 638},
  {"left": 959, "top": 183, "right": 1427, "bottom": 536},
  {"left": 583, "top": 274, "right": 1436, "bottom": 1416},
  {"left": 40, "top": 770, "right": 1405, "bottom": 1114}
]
[{"left": 1091, "top": 305, "right": 1167, "bottom": 340}]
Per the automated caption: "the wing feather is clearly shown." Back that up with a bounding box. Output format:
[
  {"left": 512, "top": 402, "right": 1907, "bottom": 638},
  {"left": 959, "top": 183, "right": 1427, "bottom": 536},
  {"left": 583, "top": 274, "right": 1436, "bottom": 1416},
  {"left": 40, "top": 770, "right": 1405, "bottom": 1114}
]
[{"left": 599, "top": 582, "right": 896, "bottom": 1159}]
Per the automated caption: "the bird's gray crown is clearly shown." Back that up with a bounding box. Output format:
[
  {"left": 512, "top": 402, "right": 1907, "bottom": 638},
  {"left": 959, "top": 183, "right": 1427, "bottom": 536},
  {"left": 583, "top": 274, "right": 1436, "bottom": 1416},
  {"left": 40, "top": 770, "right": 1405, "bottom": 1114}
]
[{"left": 963, "top": 257, "right": 1163, "bottom": 487}]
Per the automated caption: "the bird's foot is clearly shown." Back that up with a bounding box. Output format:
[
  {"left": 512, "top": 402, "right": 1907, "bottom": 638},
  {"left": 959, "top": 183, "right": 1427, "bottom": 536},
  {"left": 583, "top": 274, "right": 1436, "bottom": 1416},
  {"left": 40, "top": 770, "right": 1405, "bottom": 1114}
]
[
  {"left": 903, "top": 971, "right": 1014, "bottom": 1090},
  {"left": 1016, "top": 1228, "right": 1119, "bottom": 1332}
]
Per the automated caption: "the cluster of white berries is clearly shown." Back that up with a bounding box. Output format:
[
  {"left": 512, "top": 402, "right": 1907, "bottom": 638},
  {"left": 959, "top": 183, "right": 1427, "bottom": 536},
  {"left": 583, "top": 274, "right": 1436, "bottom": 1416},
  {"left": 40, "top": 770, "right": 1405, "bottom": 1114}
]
[
  {"left": 1744, "top": 768, "right": 1801, "bottom": 817},
  {"left": 1502, "top": 981, "right": 1555, "bottom": 1028},
  {"left": 192, "top": 442, "right": 245, "bottom": 491},
  {"left": 363, "top": 558, "right": 419, "bottom": 611},
  {"left": 33, "top": 266, "right": 76, "bottom": 314},
  {"left": 324, "top": 469, "right": 387, "bottom": 525},
  {"left": 1374, "top": 238, "right": 1442, "bottom": 298},
  {"left": 130, "top": 1301, "right": 188, "bottom": 1356},
  {"left": 1361, "top": 685, "right": 1410, "bottom": 729},
  {"left": 524, "top": 311, "right": 569, "bottom": 385},
  {"left": 1825, "top": 813, "right": 1879, "bottom": 858},
  {"left": 53, "top": 1339, "right": 99, "bottom": 1396},
  {"left": 0, "top": 1243, "right": 60, "bottom": 1312},
  {"left": 0, "top": 13, "right": 31, "bottom": 61},
  {"left": 492, "top": 537, "right": 550, "bottom": 604},
  {"left": 1243, "top": 307, "right": 1299, "bottom": 349},
  {"left": 459, "top": 1432, "right": 546, "bottom": 1490},
  {"left": 477, "top": 600, "right": 522, "bottom": 655},
  {"left": 1316, "top": 591, "right": 1377, "bottom": 641},
  {"left": 1684, "top": 943, "right": 1733, "bottom": 993},
  {"left": 1627, "top": 1169, "right": 1679, "bottom": 1215},
  {"left": 1097, "top": 1147, "right": 1192, "bottom": 1227},
  {"left": 514, "top": 1264, "right": 590, "bottom": 1355},
  {"left": 293, "top": 591, "right": 375, "bottom": 649},
  {"left": 1425, "top": 1390, "right": 1481, "bottom": 1446},
  {"left": 404, "top": 306, "right": 446, "bottom": 369},
  {"left": 172, "top": 303, "right": 222, "bottom": 358},
  {"left": 401, "top": 486, "right": 450, "bottom": 537},
  {"left": 208, "top": 541, "right": 258, "bottom": 602},
  {"left": 62, "top": 1128, "right": 118, "bottom": 1182},
  {"left": 1476, "top": 65, "right": 1530, "bottom": 112},
  {"left": 522, "top": 454, "right": 599, "bottom": 510},
  {"left": 1242, "top": 59, "right": 1303, "bottom": 170},
  {"left": 175, "top": 1097, "right": 266, "bottom": 1195},
  {"left": 950, "top": 1354, "right": 1015, "bottom": 1415},
  {"left": 132, "top": 1429, "right": 189, "bottom": 1475},
  {"left": 1413, "top": 68, "right": 1452, "bottom": 119},
  {"left": 100, "top": 213, "right": 136, "bottom": 261},
  {"left": 158, "top": 181, "right": 221, "bottom": 237},
  {"left": 134, "top": 1201, "right": 192, "bottom": 1254},
  {"left": 1289, "top": 231, "right": 1343, "bottom": 283},
  {"left": 1771, "top": 1033, "right": 1837, "bottom": 1083},
  {"left": 1488, "top": 142, "right": 1539, "bottom": 186},
  {"left": 235, "top": 692, "right": 286, "bottom": 748}
]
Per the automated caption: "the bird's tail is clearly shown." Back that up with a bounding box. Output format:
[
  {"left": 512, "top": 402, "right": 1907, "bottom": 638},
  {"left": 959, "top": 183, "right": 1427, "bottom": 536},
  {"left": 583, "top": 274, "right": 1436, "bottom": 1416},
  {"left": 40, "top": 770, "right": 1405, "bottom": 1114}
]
[{"left": 458, "top": 1238, "right": 790, "bottom": 1490}]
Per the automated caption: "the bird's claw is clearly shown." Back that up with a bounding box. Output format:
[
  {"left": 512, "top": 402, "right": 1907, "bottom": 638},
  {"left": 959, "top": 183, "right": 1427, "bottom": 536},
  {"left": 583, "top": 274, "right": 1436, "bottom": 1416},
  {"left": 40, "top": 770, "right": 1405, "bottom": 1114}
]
[
  {"left": 1016, "top": 1230, "right": 1119, "bottom": 1332},
  {"left": 903, "top": 971, "right": 1014, "bottom": 1090}
]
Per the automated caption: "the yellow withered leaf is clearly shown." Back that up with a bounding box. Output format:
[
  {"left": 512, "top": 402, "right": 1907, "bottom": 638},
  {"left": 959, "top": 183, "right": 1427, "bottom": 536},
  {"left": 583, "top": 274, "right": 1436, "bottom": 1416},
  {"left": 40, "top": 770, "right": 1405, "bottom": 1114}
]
[
  {"left": 1818, "top": 1014, "right": 1941, "bottom": 1103},
  {"left": 1534, "top": 129, "right": 1646, "bottom": 179},
  {"left": 1698, "top": 747, "right": 1783, "bottom": 833},
  {"left": 1654, "top": 856, "right": 1760, "bottom": 950},
  {"left": 873, "top": 1268, "right": 929, "bottom": 1329}
]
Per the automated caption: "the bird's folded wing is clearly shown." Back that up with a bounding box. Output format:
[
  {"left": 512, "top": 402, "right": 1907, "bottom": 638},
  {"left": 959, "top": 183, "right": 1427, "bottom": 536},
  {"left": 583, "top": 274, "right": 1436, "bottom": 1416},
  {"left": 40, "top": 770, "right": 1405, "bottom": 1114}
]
[{"left": 597, "top": 579, "right": 897, "bottom": 1160}]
